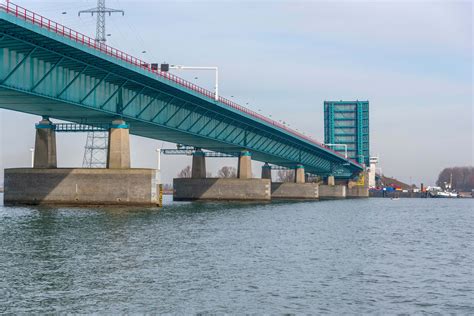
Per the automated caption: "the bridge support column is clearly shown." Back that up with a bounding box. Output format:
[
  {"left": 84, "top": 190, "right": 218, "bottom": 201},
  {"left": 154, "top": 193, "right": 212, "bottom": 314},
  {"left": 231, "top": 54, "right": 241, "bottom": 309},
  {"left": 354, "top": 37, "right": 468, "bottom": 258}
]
[
  {"left": 261, "top": 163, "right": 272, "bottom": 180},
  {"left": 327, "top": 175, "right": 335, "bottom": 186},
  {"left": 174, "top": 150, "right": 271, "bottom": 201},
  {"left": 295, "top": 164, "right": 305, "bottom": 183},
  {"left": 192, "top": 149, "right": 206, "bottom": 178},
  {"left": 34, "top": 116, "right": 57, "bottom": 168},
  {"left": 238, "top": 150, "right": 252, "bottom": 179},
  {"left": 107, "top": 119, "right": 130, "bottom": 169},
  {"left": 270, "top": 164, "right": 318, "bottom": 200}
]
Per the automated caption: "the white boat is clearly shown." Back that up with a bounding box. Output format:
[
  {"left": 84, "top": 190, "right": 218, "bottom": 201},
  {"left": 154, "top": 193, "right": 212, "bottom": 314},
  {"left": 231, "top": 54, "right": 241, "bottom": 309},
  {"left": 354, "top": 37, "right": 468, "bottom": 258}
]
[
  {"left": 431, "top": 191, "right": 458, "bottom": 198},
  {"left": 427, "top": 174, "right": 459, "bottom": 198}
]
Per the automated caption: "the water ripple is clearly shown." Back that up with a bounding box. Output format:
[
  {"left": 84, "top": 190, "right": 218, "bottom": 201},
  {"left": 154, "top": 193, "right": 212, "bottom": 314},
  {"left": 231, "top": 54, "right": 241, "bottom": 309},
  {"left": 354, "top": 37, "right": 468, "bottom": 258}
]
[{"left": 0, "top": 195, "right": 473, "bottom": 313}]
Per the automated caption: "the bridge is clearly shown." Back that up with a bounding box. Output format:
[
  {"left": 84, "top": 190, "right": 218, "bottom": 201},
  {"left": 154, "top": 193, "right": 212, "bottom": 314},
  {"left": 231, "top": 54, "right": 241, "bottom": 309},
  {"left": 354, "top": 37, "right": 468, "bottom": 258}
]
[{"left": 0, "top": 2, "right": 367, "bottom": 205}]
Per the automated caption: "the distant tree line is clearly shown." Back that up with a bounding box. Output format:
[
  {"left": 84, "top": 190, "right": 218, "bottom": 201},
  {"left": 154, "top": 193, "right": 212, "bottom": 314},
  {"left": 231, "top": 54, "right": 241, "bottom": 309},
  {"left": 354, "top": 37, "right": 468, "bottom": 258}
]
[{"left": 436, "top": 166, "right": 474, "bottom": 192}]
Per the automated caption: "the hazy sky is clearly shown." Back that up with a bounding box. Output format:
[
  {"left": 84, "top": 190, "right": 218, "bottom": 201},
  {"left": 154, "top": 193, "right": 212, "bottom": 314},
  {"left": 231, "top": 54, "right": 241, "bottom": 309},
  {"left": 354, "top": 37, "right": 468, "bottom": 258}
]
[{"left": 0, "top": 0, "right": 472, "bottom": 186}]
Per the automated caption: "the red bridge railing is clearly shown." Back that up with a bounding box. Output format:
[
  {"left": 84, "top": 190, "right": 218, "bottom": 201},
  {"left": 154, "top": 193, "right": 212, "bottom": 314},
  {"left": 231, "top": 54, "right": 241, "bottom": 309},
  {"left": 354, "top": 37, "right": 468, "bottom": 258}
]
[{"left": 0, "top": 1, "right": 361, "bottom": 167}]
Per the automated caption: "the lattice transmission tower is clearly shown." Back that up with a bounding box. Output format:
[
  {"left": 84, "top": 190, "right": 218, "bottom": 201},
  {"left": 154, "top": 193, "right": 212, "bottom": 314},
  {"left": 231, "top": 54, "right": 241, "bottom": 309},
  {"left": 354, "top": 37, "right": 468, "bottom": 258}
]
[{"left": 79, "top": 1, "right": 124, "bottom": 167}]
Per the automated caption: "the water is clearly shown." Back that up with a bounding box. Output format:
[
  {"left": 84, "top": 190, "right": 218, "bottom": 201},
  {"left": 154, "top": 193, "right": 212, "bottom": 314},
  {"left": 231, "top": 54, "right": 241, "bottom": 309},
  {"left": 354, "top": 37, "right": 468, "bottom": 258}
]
[{"left": 0, "top": 194, "right": 473, "bottom": 314}]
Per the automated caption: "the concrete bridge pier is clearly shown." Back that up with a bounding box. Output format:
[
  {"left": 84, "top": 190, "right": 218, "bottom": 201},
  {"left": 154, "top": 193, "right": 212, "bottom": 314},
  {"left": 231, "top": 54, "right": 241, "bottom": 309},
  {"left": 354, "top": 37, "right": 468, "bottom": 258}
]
[
  {"left": 261, "top": 163, "right": 272, "bottom": 180},
  {"left": 191, "top": 149, "right": 206, "bottom": 178},
  {"left": 346, "top": 171, "right": 369, "bottom": 198},
  {"left": 271, "top": 164, "right": 318, "bottom": 200},
  {"left": 327, "top": 175, "right": 335, "bottom": 186},
  {"left": 34, "top": 116, "right": 57, "bottom": 168},
  {"left": 174, "top": 149, "right": 270, "bottom": 201},
  {"left": 4, "top": 118, "right": 160, "bottom": 206},
  {"left": 295, "top": 164, "right": 305, "bottom": 183},
  {"left": 238, "top": 150, "right": 252, "bottom": 179},
  {"left": 319, "top": 175, "right": 346, "bottom": 200},
  {"left": 107, "top": 119, "right": 130, "bottom": 169}
]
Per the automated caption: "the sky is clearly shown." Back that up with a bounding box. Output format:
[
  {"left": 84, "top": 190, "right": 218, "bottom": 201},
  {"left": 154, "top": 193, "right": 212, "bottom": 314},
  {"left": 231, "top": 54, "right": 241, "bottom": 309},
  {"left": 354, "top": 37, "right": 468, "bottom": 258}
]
[{"left": 0, "top": 0, "right": 472, "bottom": 186}]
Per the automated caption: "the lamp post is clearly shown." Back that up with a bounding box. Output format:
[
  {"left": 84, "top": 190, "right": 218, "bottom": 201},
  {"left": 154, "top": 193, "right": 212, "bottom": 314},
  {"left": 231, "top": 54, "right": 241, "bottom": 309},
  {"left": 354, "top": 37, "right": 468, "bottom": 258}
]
[
  {"left": 156, "top": 148, "right": 161, "bottom": 184},
  {"left": 29, "top": 147, "right": 34, "bottom": 168},
  {"left": 325, "top": 143, "right": 348, "bottom": 159},
  {"left": 170, "top": 65, "right": 219, "bottom": 101}
]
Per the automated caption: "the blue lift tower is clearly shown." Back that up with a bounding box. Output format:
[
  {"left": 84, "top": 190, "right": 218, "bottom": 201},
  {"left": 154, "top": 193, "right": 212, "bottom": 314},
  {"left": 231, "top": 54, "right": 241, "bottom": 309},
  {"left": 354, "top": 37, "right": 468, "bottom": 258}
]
[{"left": 324, "top": 100, "right": 370, "bottom": 166}]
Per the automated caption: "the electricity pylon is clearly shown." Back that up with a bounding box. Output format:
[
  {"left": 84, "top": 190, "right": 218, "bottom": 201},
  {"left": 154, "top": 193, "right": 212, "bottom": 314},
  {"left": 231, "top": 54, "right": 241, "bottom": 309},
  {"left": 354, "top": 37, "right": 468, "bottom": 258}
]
[
  {"left": 78, "top": 0, "right": 124, "bottom": 43},
  {"left": 79, "top": 1, "right": 124, "bottom": 167}
]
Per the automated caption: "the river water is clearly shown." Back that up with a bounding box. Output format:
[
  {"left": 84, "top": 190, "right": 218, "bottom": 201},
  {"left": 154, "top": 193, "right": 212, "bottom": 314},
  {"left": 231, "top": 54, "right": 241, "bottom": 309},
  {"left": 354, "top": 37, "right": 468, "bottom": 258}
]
[{"left": 0, "top": 194, "right": 472, "bottom": 314}]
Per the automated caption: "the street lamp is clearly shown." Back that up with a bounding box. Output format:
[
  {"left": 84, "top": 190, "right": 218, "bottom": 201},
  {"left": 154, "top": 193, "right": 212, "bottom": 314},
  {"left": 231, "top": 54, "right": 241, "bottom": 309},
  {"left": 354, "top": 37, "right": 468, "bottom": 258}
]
[
  {"left": 29, "top": 147, "right": 34, "bottom": 168},
  {"left": 155, "top": 148, "right": 161, "bottom": 184},
  {"left": 325, "top": 143, "right": 348, "bottom": 159},
  {"left": 170, "top": 65, "right": 219, "bottom": 101}
]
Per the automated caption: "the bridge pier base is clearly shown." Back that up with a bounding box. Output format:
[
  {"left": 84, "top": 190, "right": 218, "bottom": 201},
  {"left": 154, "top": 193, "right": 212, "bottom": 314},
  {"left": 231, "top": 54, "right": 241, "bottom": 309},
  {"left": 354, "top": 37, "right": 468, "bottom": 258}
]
[
  {"left": 174, "top": 150, "right": 271, "bottom": 201},
  {"left": 270, "top": 164, "right": 318, "bottom": 200},
  {"left": 319, "top": 184, "right": 346, "bottom": 200},
  {"left": 318, "top": 174, "right": 346, "bottom": 199},
  {"left": 173, "top": 178, "right": 271, "bottom": 201},
  {"left": 34, "top": 117, "right": 57, "bottom": 168},
  {"left": 271, "top": 182, "right": 319, "bottom": 200},
  {"left": 346, "top": 171, "right": 369, "bottom": 198},
  {"left": 3, "top": 118, "right": 161, "bottom": 207},
  {"left": 4, "top": 168, "right": 160, "bottom": 206}
]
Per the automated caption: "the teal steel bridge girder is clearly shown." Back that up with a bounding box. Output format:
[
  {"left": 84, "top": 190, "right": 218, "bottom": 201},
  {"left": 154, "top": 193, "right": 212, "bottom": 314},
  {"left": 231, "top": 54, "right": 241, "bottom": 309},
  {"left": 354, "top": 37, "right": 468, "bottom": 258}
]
[{"left": 0, "top": 8, "right": 362, "bottom": 178}]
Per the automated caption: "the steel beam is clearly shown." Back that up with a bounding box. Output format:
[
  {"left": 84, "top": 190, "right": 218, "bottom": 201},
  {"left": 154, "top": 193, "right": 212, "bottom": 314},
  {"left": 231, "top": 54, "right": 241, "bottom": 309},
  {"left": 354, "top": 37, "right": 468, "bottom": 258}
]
[
  {"left": 229, "top": 128, "right": 245, "bottom": 143},
  {"left": 175, "top": 105, "right": 198, "bottom": 128},
  {"left": 214, "top": 120, "right": 235, "bottom": 139},
  {"left": 80, "top": 72, "right": 110, "bottom": 104},
  {"left": 163, "top": 101, "right": 188, "bottom": 125},
  {"left": 186, "top": 110, "right": 209, "bottom": 132},
  {"left": 56, "top": 65, "right": 89, "bottom": 98},
  {"left": 136, "top": 93, "right": 161, "bottom": 118},
  {"left": 99, "top": 79, "right": 129, "bottom": 109},
  {"left": 220, "top": 124, "right": 238, "bottom": 141},
  {"left": 206, "top": 118, "right": 227, "bottom": 137},
  {"left": 196, "top": 114, "right": 219, "bottom": 135},
  {"left": 31, "top": 56, "right": 64, "bottom": 91},
  {"left": 121, "top": 86, "right": 146, "bottom": 112},
  {"left": 0, "top": 47, "right": 37, "bottom": 84},
  {"left": 151, "top": 96, "right": 175, "bottom": 122}
]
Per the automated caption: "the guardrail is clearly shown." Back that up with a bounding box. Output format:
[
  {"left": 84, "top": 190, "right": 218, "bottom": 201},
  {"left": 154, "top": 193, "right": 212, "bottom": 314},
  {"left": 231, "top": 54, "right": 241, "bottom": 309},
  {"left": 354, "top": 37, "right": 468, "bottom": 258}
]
[{"left": 1, "top": 1, "right": 361, "bottom": 168}]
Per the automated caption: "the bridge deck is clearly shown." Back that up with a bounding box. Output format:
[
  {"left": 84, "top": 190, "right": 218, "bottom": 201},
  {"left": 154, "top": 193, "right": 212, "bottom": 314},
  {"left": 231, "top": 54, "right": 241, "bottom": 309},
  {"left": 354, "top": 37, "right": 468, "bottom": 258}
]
[{"left": 0, "top": 2, "right": 362, "bottom": 177}]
